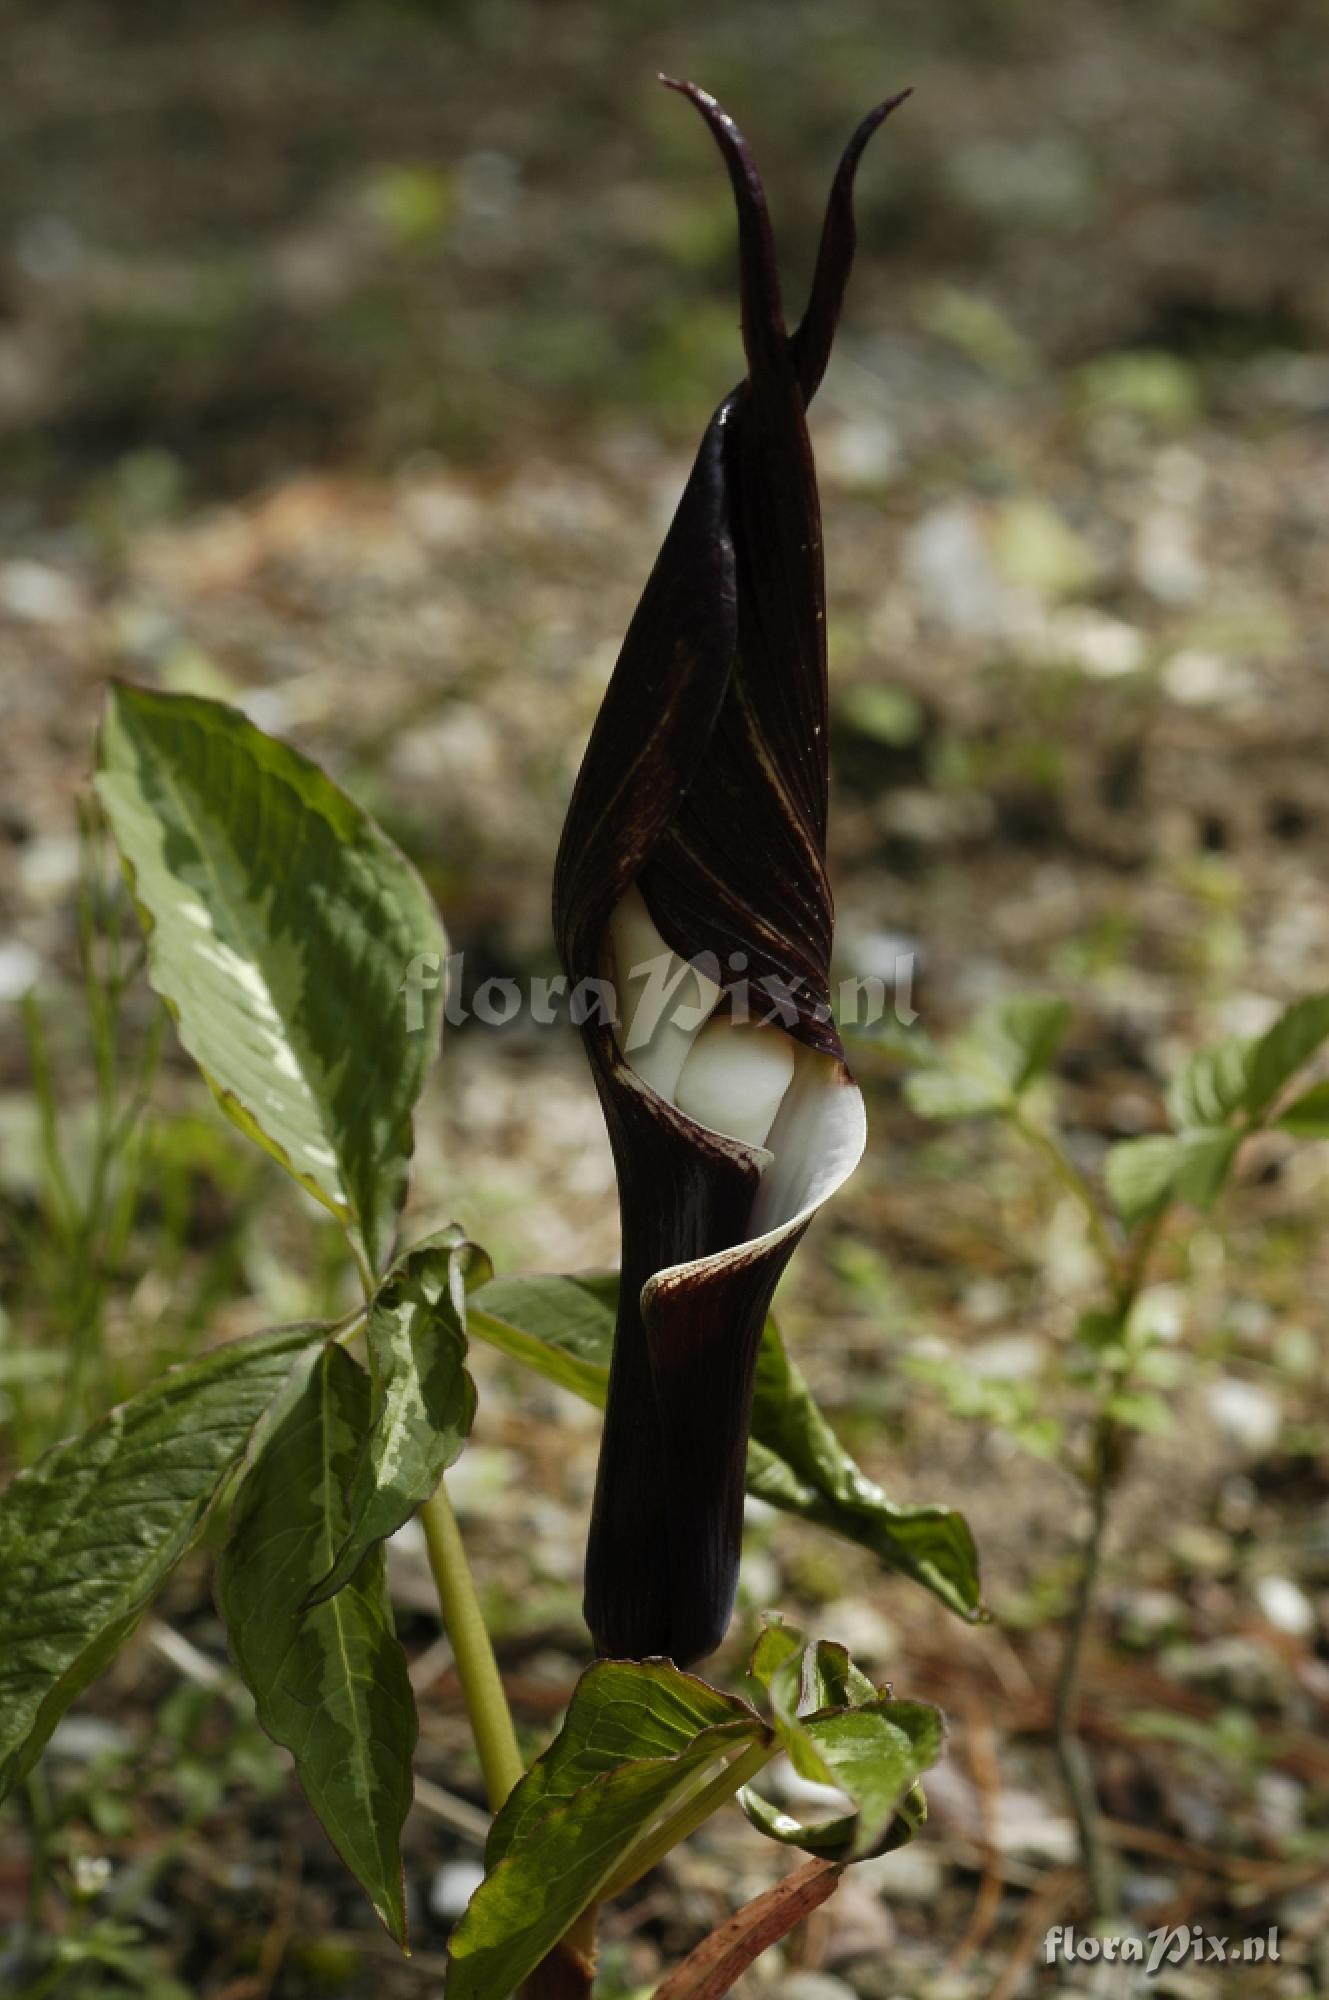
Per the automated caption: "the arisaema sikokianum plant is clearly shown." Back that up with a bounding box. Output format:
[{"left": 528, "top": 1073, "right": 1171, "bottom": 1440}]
[{"left": 0, "top": 80, "right": 983, "bottom": 2000}]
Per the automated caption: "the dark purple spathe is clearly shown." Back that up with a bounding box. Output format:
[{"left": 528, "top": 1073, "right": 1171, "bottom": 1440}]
[{"left": 553, "top": 81, "right": 904, "bottom": 1665}]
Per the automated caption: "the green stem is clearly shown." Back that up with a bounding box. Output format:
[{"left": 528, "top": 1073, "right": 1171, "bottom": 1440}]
[
  {"left": 1005, "top": 1096, "right": 1166, "bottom": 1921},
  {"left": 1051, "top": 1188, "right": 1173, "bottom": 1920},
  {"left": 1113, "top": 1203, "right": 1166, "bottom": 1313},
  {"left": 21, "top": 994, "right": 76, "bottom": 1239},
  {"left": 418, "top": 1482, "right": 524, "bottom": 1812},
  {"left": 1052, "top": 1415, "right": 1121, "bottom": 1922},
  {"left": 350, "top": 1240, "right": 377, "bottom": 1308},
  {"left": 347, "top": 1236, "right": 523, "bottom": 1818}
]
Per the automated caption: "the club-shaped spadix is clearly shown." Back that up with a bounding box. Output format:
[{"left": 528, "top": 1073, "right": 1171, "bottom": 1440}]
[
  {"left": 605, "top": 885, "right": 721, "bottom": 1102},
  {"left": 673, "top": 1016, "right": 795, "bottom": 1149}
]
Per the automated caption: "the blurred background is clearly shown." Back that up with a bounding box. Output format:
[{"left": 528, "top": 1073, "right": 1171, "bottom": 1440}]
[{"left": 1, "top": 1, "right": 1327, "bottom": 1994}]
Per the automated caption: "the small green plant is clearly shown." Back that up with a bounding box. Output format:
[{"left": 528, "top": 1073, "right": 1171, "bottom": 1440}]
[
  {"left": 15, "top": 1671, "right": 285, "bottom": 2000},
  {"left": 11, "top": 804, "right": 164, "bottom": 1455},
  {"left": 900, "top": 986, "right": 1329, "bottom": 1916}
]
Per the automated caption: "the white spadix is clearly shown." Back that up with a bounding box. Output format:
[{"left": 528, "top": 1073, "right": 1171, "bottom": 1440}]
[
  {"left": 605, "top": 885, "right": 722, "bottom": 1101},
  {"left": 673, "top": 1014, "right": 796, "bottom": 1148}
]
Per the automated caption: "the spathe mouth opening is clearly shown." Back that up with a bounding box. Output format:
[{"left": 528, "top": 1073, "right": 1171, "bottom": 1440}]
[{"left": 602, "top": 882, "right": 867, "bottom": 1268}]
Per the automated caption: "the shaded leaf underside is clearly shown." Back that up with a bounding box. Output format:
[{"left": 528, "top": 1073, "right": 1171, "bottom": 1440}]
[{"left": 470, "top": 1273, "right": 980, "bottom": 1619}]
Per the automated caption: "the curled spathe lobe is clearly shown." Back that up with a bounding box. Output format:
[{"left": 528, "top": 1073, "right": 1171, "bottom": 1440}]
[{"left": 553, "top": 81, "right": 906, "bottom": 1667}]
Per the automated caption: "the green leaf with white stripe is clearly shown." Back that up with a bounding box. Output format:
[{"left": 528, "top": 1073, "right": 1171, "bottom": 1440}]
[
  {"left": 218, "top": 1342, "right": 417, "bottom": 1945},
  {"left": 96, "top": 683, "right": 445, "bottom": 1275},
  {"left": 447, "top": 1660, "right": 772, "bottom": 2000},
  {"left": 307, "top": 1229, "right": 482, "bottom": 1605},
  {"left": 0, "top": 1322, "right": 323, "bottom": 1801}
]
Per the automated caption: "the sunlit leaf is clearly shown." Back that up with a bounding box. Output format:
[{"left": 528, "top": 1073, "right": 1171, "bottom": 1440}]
[
  {"left": 1172, "top": 1127, "right": 1241, "bottom": 1210},
  {"left": 308, "top": 1230, "right": 481, "bottom": 1605},
  {"left": 1105, "top": 1386, "right": 1174, "bottom": 1435},
  {"left": 0, "top": 1324, "right": 322, "bottom": 1800},
  {"left": 904, "top": 995, "right": 1071, "bottom": 1122},
  {"left": 446, "top": 1660, "right": 771, "bottom": 2000},
  {"left": 1244, "top": 995, "right": 1329, "bottom": 1122},
  {"left": 740, "top": 1786, "right": 860, "bottom": 1856},
  {"left": 757, "top": 1635, "right": 872, "bottom": 1783},
  {"left": 1105, "top": 1135, "right": 1180, "bottom": 1227},
  {"left": 902, "top": 1069, "right": 1009, "bottom": 1122},
  {"left": 1105, "top": 1128, "right": 1239, "bottom": 1227},
  {"left": 982, "top": 996, "right": 1073, "bottom": 1095},
  {"left": 740, "top": 1625, "right": 941, "bottom": 1860},
  {"left": 746, "top": 1619, "right": 803, "bottom": 1698},
  {"left": 1167, "top": 1037, "right": 1254, "bottom": 1131},
  {"left": 486, "top": 1659, "right": 761, "bottom": 1868},
  {"left": 218, "top": 1343, "right": 416, "bottom": 1945},
  {"left": 467, "top": 1276, "right": 980, "bottom": 1618},
  {"left": 775, "top": 1636, "right": 878, "bottom": 1723},
  {"left": 788, "top": 1706, "right": 935, "bottom": 1859},
  {"left": 96, "top": 684, "right": 445, "bottom": 1274},
  {"left": 1275, "top": 1079, "right": 1329, "bottom": 1139}
]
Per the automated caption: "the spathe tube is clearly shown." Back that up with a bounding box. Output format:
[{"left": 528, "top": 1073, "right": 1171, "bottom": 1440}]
[{"left": 554, "top": 80, "right": 905, "bottom": 1665}]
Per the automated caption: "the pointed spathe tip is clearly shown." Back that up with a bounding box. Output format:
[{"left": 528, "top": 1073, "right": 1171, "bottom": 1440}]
[{"left": 658, "top": 73, "right": 714, "bottom": 107}]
